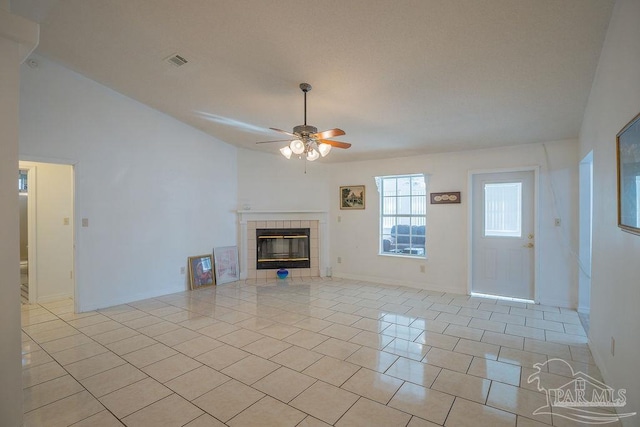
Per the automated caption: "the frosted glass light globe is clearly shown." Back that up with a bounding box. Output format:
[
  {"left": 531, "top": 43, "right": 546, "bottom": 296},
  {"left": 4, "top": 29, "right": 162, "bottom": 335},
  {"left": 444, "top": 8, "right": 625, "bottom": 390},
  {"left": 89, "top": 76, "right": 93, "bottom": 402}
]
[
  {"left": 290, "top": 139, "right": 305, "bottom": 155},
  {"left": 318, "top": 143, "right": 332, "bottom": 157},
  {"left": 279, "top": 146, "right": 292, "bottom": 159},
  {"left": 306, "top": 149, "right": 320, "bottom": 161}
]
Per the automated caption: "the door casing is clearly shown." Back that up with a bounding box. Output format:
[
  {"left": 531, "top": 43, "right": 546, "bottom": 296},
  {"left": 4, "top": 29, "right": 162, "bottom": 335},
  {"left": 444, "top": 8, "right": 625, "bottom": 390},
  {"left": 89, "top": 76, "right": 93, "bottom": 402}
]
[
  {"left": 467, "top": 166, "right": 540, "bottom": 302},
  {"left": 19, "top": 158, "right": 76, "bottom": 307}
]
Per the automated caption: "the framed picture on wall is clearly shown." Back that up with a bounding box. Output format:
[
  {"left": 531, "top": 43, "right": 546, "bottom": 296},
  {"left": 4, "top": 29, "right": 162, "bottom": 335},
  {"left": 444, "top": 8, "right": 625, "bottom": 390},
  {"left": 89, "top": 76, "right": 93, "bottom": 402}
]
[
  {"left": 187, "top": 254, "right": 215, "bottom": 289},
  {"left": 213, "top": 246, "right": 240, "bottom": 284},
  {"left": 617, "top": 112, "right": 640, "bottom": 235},
  {"left": 430, "top": 192, "right": 461, "bottom": 204},
  {"left": 340, "top": 185, "right": 365, "bottom": 210}
]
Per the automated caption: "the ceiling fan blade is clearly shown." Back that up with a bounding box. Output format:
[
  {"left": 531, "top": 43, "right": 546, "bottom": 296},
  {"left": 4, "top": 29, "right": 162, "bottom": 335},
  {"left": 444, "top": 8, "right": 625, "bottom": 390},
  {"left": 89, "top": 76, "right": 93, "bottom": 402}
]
[
  {"left": 269, "top": 127, "right": 297, "bottom": 138},
  {"left": 319, "top": 138, "right": 351, "bottom": 149},
  {"left": 255, "top": 139, "right": 294, "bottom": 144},
  {"left": 312, "top": 128, "right": 345, "bottom": 139}
]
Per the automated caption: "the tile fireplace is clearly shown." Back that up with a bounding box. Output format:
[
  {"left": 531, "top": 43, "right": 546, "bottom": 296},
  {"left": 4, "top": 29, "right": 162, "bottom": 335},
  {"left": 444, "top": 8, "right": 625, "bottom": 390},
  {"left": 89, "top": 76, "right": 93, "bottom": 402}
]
[{"left": 237, "top": 210, "right": 328, "bottom": 280}]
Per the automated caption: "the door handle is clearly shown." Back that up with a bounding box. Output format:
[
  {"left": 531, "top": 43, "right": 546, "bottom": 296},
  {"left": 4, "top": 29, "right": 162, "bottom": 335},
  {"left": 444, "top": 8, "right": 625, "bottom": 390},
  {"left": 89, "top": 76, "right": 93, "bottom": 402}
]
[{"left": 522, "top": 243, "right": 534, "bottom": 248}]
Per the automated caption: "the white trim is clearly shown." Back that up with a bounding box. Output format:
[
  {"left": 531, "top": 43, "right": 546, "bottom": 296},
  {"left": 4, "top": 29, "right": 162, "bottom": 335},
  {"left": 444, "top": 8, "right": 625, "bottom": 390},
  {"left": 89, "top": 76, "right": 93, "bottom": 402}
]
[
  {"left": 36, "top": 293, "right": 73, "bottom": 304},
  {"left": 467, "top": 166, "right": 540, "bottom": 302},
  {"left": 24, "top": 165, "right": 37, "bottom": 304},
  {"left": 332, "top": 272, "right": 465, "bottom": 294},
  {"left": 76, "top": 286, "right": 187, "bottom": 313},
  {"left": 578, "top": 151, "right": 593, "bottom": 314},
  {"left": 20, "top": 158, "right": 77, "bottom": 311},
  {"left": 470, "top": 292, "right": 534, "bottom": 304}
]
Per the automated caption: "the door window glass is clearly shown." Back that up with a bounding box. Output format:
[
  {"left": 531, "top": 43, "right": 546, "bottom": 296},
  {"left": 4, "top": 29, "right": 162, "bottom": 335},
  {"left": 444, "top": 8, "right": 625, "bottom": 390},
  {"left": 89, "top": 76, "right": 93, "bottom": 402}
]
[{"left": 484, "top": 182, "right": 522, "bottom": 237}]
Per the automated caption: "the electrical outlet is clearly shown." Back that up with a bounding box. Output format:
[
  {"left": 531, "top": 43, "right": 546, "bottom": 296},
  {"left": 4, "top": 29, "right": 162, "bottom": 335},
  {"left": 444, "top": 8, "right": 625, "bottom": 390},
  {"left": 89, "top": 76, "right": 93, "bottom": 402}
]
[
  {"left": 82, "top": 218, "right": 89, "bottom": 227},
  {"left": 338, "top": 216, "right": 342, "bottom": 223},
  {"left": 63, "top": 217, "right": 70, "bottom": 225},
  {"left": 611, "top": 337, "right": 615, "bottom": 356},
  {"left": 180, "top": 266, "right": 185, "bottom": 274},
  {"left": 420, "top": 265, "right": 425, "bottom": 273},
  {"left": 337, "top": 257, "right": 342, "bottom": 264},
  {"left": 554, "top": 218, "right": 561, "bottom": 226}
]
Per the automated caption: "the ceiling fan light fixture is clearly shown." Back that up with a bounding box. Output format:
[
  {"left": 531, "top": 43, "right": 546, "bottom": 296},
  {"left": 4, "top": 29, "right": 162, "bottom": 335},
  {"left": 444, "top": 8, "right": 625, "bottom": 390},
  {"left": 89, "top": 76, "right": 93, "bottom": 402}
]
[
  {"left": 290, "top": 139, "right": 305, "bottom": 155},
  {"left": 306, "top": 148, "right": 320, "bottom": 162},
  {"left": 255, "top": 83, "right": 351, "bottom": 164},
  {"left": 318, "top": 143, "right": 332, "bottom": 157},
  {"left": 279, "top": 146, "right": 292, "bottom": 159}
]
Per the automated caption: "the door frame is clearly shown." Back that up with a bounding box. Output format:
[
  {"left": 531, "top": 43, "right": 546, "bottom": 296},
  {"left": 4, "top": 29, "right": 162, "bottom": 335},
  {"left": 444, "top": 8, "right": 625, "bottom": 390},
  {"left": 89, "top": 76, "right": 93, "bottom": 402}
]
[
  {"left": 20, "top": 165, "right": 38, "bottom": 304},
  {"left": 578, "top": 151, "right": 593, "bottom": 314},
  {"left": 467, "top": 166, "right": 540, "bottom": 302},
  {"left": 19, "top": 156, "right": 77, "bottom": 308}
]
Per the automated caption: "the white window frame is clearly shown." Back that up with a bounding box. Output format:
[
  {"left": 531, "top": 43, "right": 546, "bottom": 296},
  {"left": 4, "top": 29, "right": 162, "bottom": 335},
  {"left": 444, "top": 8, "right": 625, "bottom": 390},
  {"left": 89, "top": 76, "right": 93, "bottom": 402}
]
[{"left": 376, "top": 174, "right": 427, "bottom": 258}]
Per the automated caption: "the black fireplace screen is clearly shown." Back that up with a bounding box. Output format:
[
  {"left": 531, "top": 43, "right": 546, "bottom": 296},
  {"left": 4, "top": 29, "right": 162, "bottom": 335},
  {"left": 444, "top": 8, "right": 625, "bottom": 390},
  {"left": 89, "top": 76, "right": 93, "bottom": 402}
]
[{"left": 256, "top": 228, "right": 310, "bottom": 269}]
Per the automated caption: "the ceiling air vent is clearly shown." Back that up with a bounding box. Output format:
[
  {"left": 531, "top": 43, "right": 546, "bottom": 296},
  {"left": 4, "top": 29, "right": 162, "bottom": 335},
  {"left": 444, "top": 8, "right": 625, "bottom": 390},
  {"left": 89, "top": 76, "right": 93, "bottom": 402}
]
[{"left": 166, "top": 54, "right": 188, "bottom": 67}]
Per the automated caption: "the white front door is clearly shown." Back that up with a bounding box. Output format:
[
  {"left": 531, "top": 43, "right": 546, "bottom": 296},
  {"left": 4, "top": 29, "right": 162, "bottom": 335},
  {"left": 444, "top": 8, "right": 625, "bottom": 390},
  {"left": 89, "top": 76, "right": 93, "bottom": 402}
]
[{"left": 472, "top": 171, "right": 535, "bottom": 300}]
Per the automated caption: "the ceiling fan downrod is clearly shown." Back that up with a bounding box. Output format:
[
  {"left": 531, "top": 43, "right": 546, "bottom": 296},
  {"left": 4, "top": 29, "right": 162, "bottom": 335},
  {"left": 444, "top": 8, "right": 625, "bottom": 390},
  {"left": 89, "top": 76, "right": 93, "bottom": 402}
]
[
  {"left": 300, "top": 83, "right": 311, "bottom": 126},
  {"left": 293, "top": 83, "right": 318, "bottom": 137}
]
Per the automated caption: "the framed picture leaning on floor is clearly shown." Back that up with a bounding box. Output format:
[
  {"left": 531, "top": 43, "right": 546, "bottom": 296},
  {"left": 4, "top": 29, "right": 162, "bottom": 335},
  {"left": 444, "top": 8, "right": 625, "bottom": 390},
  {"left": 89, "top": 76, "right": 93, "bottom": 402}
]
[
  {"left": 213, "top": 246, "right": 239, "bottom": 284},
  {"left": 188, "top": 254, "right": 214, "bottom": 289}
]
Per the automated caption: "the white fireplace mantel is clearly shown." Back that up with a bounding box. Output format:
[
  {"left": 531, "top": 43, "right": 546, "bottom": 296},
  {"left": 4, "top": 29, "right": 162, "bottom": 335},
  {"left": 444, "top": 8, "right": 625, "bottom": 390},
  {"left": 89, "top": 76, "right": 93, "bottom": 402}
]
[
  {"left": 237, "top": 210, "right": 328, "bottom": 223},
  {"left": 236, "top": 210, "right": 329, "bottom": 279}
]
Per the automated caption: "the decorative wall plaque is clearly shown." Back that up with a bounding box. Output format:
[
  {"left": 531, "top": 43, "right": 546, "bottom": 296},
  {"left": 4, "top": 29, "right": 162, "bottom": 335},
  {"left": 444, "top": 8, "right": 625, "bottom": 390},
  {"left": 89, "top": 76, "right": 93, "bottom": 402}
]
[{"left": 430, "top": 192, "right": 461, "bottom": 204}]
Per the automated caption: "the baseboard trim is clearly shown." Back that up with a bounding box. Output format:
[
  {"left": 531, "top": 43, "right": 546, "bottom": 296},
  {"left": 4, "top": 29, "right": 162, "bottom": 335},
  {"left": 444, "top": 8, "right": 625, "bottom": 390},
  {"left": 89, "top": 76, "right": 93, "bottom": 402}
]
[
  {"left": 331, "top": 272, "right": 465, "bottom": 295},
  {"left": 76, "top": 286, "right": 186, "bottom": 313},
  {"left": 36, "top": 292, "right": 73, "bottom": 304}
]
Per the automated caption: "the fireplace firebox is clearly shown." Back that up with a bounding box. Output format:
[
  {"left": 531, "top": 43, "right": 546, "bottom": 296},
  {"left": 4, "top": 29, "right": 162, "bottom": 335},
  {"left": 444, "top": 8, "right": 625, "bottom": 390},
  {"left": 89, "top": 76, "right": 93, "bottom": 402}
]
[{"left": 256, "top": 228, "right": 310, "bottom": 269}]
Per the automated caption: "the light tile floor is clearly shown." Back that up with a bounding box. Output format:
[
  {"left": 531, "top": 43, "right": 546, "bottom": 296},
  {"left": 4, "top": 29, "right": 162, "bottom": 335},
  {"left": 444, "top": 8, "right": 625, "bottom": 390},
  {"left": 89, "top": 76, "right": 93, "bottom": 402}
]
[{"left": 20, "top": 278, "right": 620, "bottom": 426}]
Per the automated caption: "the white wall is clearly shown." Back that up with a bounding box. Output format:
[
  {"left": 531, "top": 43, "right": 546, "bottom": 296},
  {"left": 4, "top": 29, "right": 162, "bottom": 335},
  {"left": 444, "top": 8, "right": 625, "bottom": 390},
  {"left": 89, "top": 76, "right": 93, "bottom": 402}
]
[
  {"left": 0, "top": 5, "right": 37, "bottom": 424},
  {"left": 328, "top": 140, "right": 579, "bottom": 308},
  {"left": 20, "top": 161, "right": 74, "bottom": 302},
  {"left": 237, "top": 148, "right": 331, "bottom": 211},
  {"left": 578, "top": 0, "right": 640, "bottom": 422},
  {"left": 20, "top": 55, "right": 238, "bottom": 311},
  {"left": 0, "top": 35, "right": 23, "bottom": 427}
]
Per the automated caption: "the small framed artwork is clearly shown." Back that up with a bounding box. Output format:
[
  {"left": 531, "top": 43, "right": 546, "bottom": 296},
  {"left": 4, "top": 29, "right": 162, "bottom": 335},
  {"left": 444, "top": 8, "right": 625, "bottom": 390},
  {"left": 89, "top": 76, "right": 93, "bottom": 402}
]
[
  {"left": 340, "top": 185, "right": 365, "bottom": 210},
  {"left": 188, "top": 254, "right": 215, "bottom": 290},
  {"left": 617, "top": 112, "right": 640, "bottom": 235},
  {"left": 213, "top": 246, "right": 240, "bottom": 284},
  {"left": 430, "top": 192, "right": 461, "bottom": 204}
]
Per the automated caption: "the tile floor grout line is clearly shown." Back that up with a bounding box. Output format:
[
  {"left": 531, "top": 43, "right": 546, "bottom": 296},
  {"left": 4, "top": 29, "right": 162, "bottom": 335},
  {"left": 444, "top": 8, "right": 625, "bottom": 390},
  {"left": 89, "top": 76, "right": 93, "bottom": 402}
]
[
  {"left": 22, "top": 307, "right": 126, "bottom": 425},
  {"left": 22, "top": 278, "right": 597, "bottom": 426}
]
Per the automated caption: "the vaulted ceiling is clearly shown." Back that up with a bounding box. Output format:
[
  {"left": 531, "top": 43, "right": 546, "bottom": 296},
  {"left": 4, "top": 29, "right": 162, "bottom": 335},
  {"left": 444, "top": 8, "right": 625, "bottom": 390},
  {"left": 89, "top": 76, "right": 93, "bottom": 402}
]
[{"left": 12, "top": 0, "right": 614, "bottom": 162}]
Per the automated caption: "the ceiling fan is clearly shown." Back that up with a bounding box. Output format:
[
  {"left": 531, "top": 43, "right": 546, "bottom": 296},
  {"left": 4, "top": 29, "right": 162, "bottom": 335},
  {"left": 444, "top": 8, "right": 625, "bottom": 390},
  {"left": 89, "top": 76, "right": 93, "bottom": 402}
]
[{"left": 256, "top": 83, "right": 351, "bottom": 161}]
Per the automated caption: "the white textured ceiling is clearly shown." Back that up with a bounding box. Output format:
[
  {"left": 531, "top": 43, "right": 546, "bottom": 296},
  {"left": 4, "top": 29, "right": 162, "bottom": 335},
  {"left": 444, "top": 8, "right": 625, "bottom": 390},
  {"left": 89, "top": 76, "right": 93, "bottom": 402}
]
[{"left": 12, "top": 0, "right": 614, "bottom": 162}]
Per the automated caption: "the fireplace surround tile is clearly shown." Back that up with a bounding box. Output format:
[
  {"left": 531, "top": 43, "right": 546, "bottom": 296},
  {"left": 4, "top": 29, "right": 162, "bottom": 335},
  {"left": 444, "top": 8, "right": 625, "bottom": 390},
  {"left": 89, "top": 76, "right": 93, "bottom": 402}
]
[
  {"left": 237, "top": 211, "right": 327, "bottom": 281},
  {"left": 243, "top": 220, "right": 320, "bottom": 281}
]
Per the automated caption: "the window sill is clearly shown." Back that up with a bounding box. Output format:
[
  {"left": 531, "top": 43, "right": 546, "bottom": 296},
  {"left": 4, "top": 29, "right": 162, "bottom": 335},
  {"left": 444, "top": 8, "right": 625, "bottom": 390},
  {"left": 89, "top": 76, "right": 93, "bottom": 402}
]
[{"left": 378, "top": 252, "right": 427, "bottom": 260}]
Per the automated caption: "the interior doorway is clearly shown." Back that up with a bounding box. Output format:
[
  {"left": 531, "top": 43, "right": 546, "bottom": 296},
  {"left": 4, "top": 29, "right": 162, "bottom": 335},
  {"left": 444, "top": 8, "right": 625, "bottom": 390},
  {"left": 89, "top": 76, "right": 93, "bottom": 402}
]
[
  {"left": 470, "top": 169, "right": 537, "bottom": 301},
  {"left": 19, "top": 169, "right": 29, "bottom": 304},
  {"left": 19, "top": 161, "right": 75, "bottom": 305},
  {"left": 578, "top": 152, "right": 593, "bottom": 332}
]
